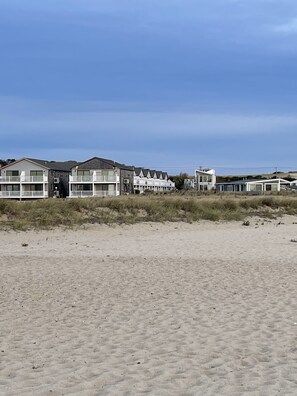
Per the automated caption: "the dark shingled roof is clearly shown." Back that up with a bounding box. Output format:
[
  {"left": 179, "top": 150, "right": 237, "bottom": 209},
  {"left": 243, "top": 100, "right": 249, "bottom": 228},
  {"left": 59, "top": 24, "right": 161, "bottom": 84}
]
[
  {"left": 134, "top": 167, "right": 143, "bottom": 176},
  {"left": 27, "top": 158, "right": 78, "bottom": 171},
  {"left": 73, "top": 157, "right": 134, "bottom": 171},
  {"left": 142, "top": 169, "right": 150, "bottom": 177}
]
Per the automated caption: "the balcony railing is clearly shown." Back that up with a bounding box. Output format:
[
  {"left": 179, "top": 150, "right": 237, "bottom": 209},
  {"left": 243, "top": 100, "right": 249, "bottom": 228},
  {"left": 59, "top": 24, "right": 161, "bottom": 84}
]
[
  {"left": 0, "top": 191, "right": 48, "bottom": 198},
  {"left": 23, "top": 176, "right": 48, "bottom": 183},
  {"left": 22, "top": 191, "right": 48, "bottom": 197},
  {"left": 69, "top": 175, "right": 119, "bottom": 183},
  {"left": 0, "top": 191, "right": 21, "bottom": 197},
  {"left": 69, "top": 190, "right": 94, "bottom": 197},
  {"left": 70, "top": 176, "right": 93, "bottom": 183},
  {"left": 0, "top": 176, "right": 21, "bottom": 183},
  {"left": 69, "top": 190, "right": 118, "bottom": 197},
  {"left": 94, "top": 191, "right": 117, "bottom": 197},
  {"left": 0, "top": 176, "right": 48, "bottom": 183}
]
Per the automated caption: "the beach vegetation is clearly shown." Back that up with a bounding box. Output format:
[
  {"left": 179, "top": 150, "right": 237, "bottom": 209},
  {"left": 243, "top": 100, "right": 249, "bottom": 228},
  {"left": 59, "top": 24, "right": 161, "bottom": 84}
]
[{"left": 1, "top": 194, "right": 297, "bottom": 230}]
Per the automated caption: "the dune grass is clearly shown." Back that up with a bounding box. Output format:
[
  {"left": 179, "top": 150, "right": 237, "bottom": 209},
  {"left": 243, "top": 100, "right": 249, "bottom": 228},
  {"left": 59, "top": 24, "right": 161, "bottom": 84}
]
[{"left": 1, "top": 194, "right": 297, "bottom": 230}]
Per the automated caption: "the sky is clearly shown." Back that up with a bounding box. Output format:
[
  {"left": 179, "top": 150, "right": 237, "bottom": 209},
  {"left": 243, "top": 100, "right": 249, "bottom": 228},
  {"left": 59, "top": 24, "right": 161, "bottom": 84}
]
[{"left": 1, "top": 0, "right": 297, "bottom": 175}]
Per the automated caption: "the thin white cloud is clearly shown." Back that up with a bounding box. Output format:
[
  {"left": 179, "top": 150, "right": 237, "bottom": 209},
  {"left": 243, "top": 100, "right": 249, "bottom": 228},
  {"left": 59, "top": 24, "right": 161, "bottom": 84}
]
[
  {"left": 273, "top": 17, "right": 297, "bottom": 34},
  {"left": 1, "top": 97, "right": 297, "bottom": 140}
]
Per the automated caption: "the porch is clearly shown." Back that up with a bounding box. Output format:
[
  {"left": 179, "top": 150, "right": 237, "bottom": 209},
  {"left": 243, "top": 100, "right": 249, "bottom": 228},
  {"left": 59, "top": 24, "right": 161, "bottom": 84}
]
[
  {"left": 0, "top": 191, "right": 48, "bottom": 198},
  {"left": 0, "top": 175, "right": 48, "bottom": 183},
  {"left": 69, "top": 183, "right": 120, "bottom": 198}
]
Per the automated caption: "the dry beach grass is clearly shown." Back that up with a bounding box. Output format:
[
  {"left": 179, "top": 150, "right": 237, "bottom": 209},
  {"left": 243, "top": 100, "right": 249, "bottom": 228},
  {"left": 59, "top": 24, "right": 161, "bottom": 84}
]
[{"left": 1, "top": 194, "right": 297, "bottom": 230}]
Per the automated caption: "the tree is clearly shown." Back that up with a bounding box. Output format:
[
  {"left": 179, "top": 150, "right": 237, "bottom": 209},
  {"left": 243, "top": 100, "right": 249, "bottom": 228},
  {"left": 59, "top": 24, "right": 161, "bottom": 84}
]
[{"left": 169, "top": 173, "right": 190, "bottom": 190}]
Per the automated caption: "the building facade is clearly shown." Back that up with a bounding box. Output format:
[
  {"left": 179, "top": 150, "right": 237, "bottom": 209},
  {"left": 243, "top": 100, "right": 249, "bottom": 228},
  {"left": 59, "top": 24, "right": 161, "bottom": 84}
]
[
  {"left": 216, "top": 178, "right": 291, "bottom": 193},
  {"left": 68, "top": 157, "right": 134, "bottom": 198},
  {"left": 0, "top": 158, "right": 76, "bottom": 199},
  {"left": 134, "top": 168, "right": 175, "bottom": 193},
  {"left": 0, "top": 156, "right": 175, "bottom": 199},
  {"left": 196, "top": 168, "right": 216, "bottom": 191}
]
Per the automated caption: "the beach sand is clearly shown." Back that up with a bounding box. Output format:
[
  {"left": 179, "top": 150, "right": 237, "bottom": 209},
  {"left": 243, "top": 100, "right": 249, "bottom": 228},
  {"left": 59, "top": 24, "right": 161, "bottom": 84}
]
[{"left": 1, "top": 217, "right": 297, "bottom": 395}]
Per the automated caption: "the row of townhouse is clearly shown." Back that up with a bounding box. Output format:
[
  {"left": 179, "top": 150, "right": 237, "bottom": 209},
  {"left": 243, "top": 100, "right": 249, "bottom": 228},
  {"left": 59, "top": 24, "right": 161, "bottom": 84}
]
[
  {"left": 0, "top": 157, "right": 175, "bottom": 199},
  {"left": 134, "top": 168, "right": 175, "bottom": 193}
]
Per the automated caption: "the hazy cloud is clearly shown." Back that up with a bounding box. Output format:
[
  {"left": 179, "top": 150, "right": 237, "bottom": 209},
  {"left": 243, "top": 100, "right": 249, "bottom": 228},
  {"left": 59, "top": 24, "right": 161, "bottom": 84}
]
[
  {"left": 273, "top": 18, "right": 297, "bottom": 34},
  {"left": 1, "top": 98, "right": 297, "bottom": 141},
  {"left": 1, "top": 2, "right": 297, "bottom": 172}
]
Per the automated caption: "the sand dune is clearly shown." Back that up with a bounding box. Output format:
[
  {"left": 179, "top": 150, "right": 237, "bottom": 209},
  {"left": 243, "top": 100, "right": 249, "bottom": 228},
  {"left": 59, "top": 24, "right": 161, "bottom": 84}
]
[{"left": 1, "top": 217, "right": 297, "bottom": 395}]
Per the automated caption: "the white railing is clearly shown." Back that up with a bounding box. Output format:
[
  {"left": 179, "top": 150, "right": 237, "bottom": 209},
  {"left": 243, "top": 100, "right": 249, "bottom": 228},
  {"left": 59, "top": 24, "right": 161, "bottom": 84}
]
[
  {"left": 0, "top": 176, "right": 21, "bottom": 183},
  {"left": 94, "top": 175, "right": 119, "bottom": 183},
  {"left": 69, "top": 176, "right": 93, "bottom": 183},
  {"left": 22, "top": 176, "right": 48, "bottom": 183},
  {"left": 94, "top": 191, "right": 117, "bottom": 197},
  {"left": 0, "top": 191, "right": 21, "bottom": 197},
  {"left": 137, "top": 180, "right": 148, "bottom": 186},
  {"left": 0, "top": 176, "right": 48, "bottom": 183},
  {"left": 69, "top": 191, "right": 94, "bottom": 197},
  {"left": 134, "top": 181, "right": 173, "bottom": 188},
  {"left": 69, "top": 190, "right": 119, "bottom": 198},
  {"left": 22, "top": 191, "right": 48, "bottom": 197},
  {"left": 69, "top": 175, "right": 119, "bottom": 183},
  {"left": 0, "top": 191, "right": 48, "bottom": 198}
]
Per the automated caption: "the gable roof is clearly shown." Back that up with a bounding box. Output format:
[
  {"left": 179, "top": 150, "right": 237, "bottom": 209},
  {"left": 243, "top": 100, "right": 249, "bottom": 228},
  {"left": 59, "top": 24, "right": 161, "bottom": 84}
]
[
  {"left": 142, "top": 169, "right": 150, "bottom": 177},
  {"left": 0, "top": 157, "right": 77, "bottom": 172},
  {"left": 134, "top": 167, "right": 143, "bottom": 176},
  {"left": 150, "top": 170, "right": 157, "bottom": 177},
  {"left": 27, "top": 158, "right": 78, "bottom": 171},
  {"left": 73, "top": 156, "right": 134, "bottom": 171}
]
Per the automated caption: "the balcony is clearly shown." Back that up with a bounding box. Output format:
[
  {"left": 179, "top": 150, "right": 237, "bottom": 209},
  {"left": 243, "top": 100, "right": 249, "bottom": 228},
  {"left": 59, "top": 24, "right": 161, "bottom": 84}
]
[
  {"left": 0, "top": 191, "right": 21, "bottom": 197},
  {"left": 94, "top": 191, "right": 118, "bottom": 197},
  {"left": 69, "top": 175, "right": 119, "bottom": 183},
  {"left": 0, "top": 191, "right": 48, "bottom": 198},
  {"left": 0, "top": 176, "right": 48, "bottom": 183},
  {"left": 22, "top": 176, "right": 48, "bottom": 183},
  {"left": 0, "top": 176, "right": 21, "bottom": 183},
  {"left": 69, "top": 190, "right": 119, "bottom": 198},
  {"left": 69, "top": 190, "right": 94, "bottom": 197},
  {"left": 69, "top": 176, "right": 93, "bottom": 183}
]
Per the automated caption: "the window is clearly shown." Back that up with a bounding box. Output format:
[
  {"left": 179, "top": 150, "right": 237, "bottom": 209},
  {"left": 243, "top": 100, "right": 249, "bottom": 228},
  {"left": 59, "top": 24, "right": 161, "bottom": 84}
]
[
  {"left": 77, "top": 184, "right": 92, "bottom": 191},
  {"left": 97, "top": 184, "right": 108, "bottom": 191},
  {"left": 103, "top": 170, "right": 114, "bottom": 177},
  {"left": 30, "top": 185, "right": 43, "bottom": 191},
  {"left": 6, "top": 170, "right": 19, "bottom": 176},
  {"left": 30, "top": 170, "right": 43, "bottom": 176},
  {"left": 6, "top": 185, "right": 20, "bottom": 191},
  {"left": 77, "top": 170, "right": 90, "bottom": 176}
]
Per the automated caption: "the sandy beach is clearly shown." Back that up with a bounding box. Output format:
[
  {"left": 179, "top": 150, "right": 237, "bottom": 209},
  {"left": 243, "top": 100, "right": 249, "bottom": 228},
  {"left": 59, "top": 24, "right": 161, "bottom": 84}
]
[{"left": 1, "top": 217, "right": 297, "bottom": 395}]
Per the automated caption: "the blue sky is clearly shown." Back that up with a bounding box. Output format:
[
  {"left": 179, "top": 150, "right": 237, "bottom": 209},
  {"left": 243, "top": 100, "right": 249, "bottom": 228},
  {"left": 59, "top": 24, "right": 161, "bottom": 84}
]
[{"left": 1, "top": 0, "right": 297, "bottom": 175}]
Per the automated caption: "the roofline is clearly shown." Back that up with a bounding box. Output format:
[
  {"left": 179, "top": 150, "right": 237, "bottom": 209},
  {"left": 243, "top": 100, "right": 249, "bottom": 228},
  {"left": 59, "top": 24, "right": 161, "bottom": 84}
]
[
  {"left": 216, "top": 178, "right": 291, "bottom": 185},
  {"left": 0, "top": 157, "right": 50, "bottom": 171},
  {"left": 71, "top": 156, "right": 134, "bottom": 171}
]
